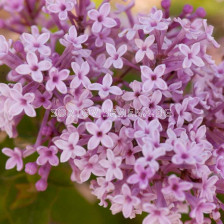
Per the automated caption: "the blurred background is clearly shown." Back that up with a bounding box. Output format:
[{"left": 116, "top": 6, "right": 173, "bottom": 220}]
[{"left": 0, "top": 0, "right": 224, "bottom": 223}]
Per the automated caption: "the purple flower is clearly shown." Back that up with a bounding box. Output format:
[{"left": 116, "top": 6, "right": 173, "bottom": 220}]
[
  {"left": 112, "top": 184, "right": 140, "bottom": 218},
  {"left": 139, "top": 8, "right": 169, "bottom": 34},
  {"left": 16, "top": 52, "right": 52, "bottom": 82},
  {"left": 85, "top": 120, "right": 114, "bottom": 150},
  {"left": 88, "top": 3, "right": 117, "bottom": 33},
  {"left": 172, "top": 140, "right": 201, "bottom": 165},
  {"left": 175, "top": 18, "right": 202, "bottom": 40},
  {"left": 46, "top": 67, "right": 69, "bottom": 94},
  {"left": 170, "top": 99, "right": 192, "bottom": 127},
  {"left": 36, "top": 179, "right": 48, "bottom": 192},
  {"left": 22, "top": 31, "right": 51, "bottom": 56},
  {"left": 134, "top": 118, "right": 161, "bottom": 139},
  {"left": 99, "top": 149, "right": 123, "bottom": 181},
  {"left": 2, "top": 147, "right": 23, "bottom": 171},
  {"left": 141, "top": 64, "right": 167, "bottom": 92},
  {"left": 162, "top": 175, "right": 193, "bottom": 201},
  {"left": 9, "top": 83, "right": 36, "bottom": 117},
  {"left": 135, "top": 35, "right": 155, "bottom": 63},
  {"left": 122, "top": 144, "right": 141, "bottom": 165},
  {"left": 54, "top": 132, "right": 86, "bottom": 162},
  {"left": 190, "top": 199, "right": 216, "bottom": 224},
  {"left": 65, "top": 89, "right": 93, "bottom": 124},
  {"left": 179, "top": 43, "right": 205, "bottom": 68},
  {"left": 104, "top": 43, "right": 127, "bottom": 69},
  {"left": 94, "top": 28, "right": 114, "bottom": 47},
  {"left": 89, "top": 73, "right": 122, "bottom": 98},
  {"left": 46, "top": 0, "right": 75, "bottom": 21},
  {"left": 88, "top": 99, "right": 115, "bottom": 123},
  {"left": 75, "top": 155, "right": 105, "bottom": 182},
  {"left": 137, "top": 142, "right": 165, "bottom": 171},
  {"left": 92, "top": 177, "right": 114, "bottom": 202},
  {"left": 33, "top": 90, "right": 52, "bottom": 109},
  {"left": 127, "top": 164, "right": 154, "bottom": 189},
  {"left": 37, "top": 146, "right": 59, "bottom": 166},
  {"left": 139, "top": 90, "right": 164, "bottom": 118},
  {"left": 122, "top": 81, "right": 145, "bottom": 110},
  {"left": 203, "top": 20, "right": 220, "bottom": 48},
  {"left": 143, "top": 204, "right": 171, "bottom": 224},
  {"left": 25, "top": 162, "right": 38, "bottom": 175},
  {"left": 70, "top": 61, "right": 91, "bottom": 89},
  {"left": 0, "top": 35, "right": 9, "bottom": 59},
  {"left": 0, "top": 1, "right": 224, "bottom": 222},
  {"left": 200, "top": 175, "right": 218, "bottom": 202},
  {"left": 3, "top": 0, "right": 24, "bottom": 12},
  {"left": 60, "top": 25, "right": 88, "bottom": 48},
  {"left": 215, "top": 156, "right": 224, "bottom": 178}
]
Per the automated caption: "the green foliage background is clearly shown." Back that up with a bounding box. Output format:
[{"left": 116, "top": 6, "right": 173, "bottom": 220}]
[{"left": 0, "top": 0, "right": 224, "bottom": 223}]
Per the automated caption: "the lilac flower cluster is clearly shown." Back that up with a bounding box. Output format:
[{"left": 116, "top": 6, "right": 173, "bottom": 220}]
[{"left": 0, "top": 0, "right": 224, "bottom": 223}]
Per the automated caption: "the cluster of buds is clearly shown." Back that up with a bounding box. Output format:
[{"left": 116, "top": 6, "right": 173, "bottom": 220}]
[{"left": 0, "top": 0, "right": 224, "bottom": 223}]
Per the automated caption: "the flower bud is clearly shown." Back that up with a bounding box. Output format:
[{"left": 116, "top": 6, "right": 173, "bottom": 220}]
[
  {"left": 196, "top": 7, "right": 206, "bottom": 18},
  {"left": 25, "top": 162, "right": 38, "bottom": 175},
  {"left": 161, "top": 0, "right": 171, "bottom": 9},
  {"left": 183, "top": 4, "right": 193, "bottom": 14},
  {"left": 41, "top": 126, "right": 52, "bottom": 136},
  {"left": 35, "top": 179, "right": 48, "bottom": 191},
  {"left": 13, "top": 41, "right": 24, "bottom": 53}
]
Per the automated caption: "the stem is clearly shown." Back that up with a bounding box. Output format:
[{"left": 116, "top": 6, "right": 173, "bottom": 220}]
[
  {"left": 126, "top": 10, "right": 134, "bottom": 27},
  {"left": 165, "top": 30, "right": 185, "bottom": 55},
  {"left": 34, "top": 110, "right": 50, "bottom": 147},
  {"left": 123, "top": 58, "right": 140, "bottom": 70}
]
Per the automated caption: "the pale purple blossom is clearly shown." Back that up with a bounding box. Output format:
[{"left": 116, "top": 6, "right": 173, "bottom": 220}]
[
  {"left": 0, "top": 35, "right": 9, "bottom": 58},
  {"left": 46, "top": 67, "right": 69, "bottom": 94},
  {"left": 2, "top": 147, "right": 23, "bottom": 171},
  {"left": 104, "top": 43, "right": 127, "bottom": 69},
  {"left": 190, "top": 199, "right": 216, "bottom": 224},
  {"left": 200, "top": 175, "right": 218, "bottom": 202},
  {"left": 172, "top": 139, "right": 202, "bottom": 165},
  {"left": 99, "top": 149, "right": 123, "bottom": 181},
  {"left": 179, "top": 43, "right": 205, "bottom": 68},
  {"left": 16, "top": 52, "right": 52, "bottom": 82},
  {"left": 137, "top": 142, "right": 165, "bottom": 171},
  {"left": 141, "top": 64, "right": 167, "bottom": 92},
  {"left": 162, "top": 175, "right": 193, "bottom": 201},
  {"left": 75, "top": 155, "right": 105, "bottom": 182},
  {"left": 127, "top": 164, "right": 154, "bottom": 189},
  {"left": 88, "top": 3, "right": 117, "bottom": 33},
  {"left": 175, "top": 18, "right": 203, "bottom": 40},
  {"left": 94, "top": 28, "right": 114, "bottom": 47},
  {"left": 89, "top": 73, "right": 122, "bottom": 98},
  {"left": 60, "top": 25, "right": 88, "bottom": 48},
  {"left": 22, "top": 31, "right": 51, "bottom": 56},
  {"left": 70, "top": 61, "right": 91, "bottom": 89},
  {"left": 135, "top": 35, "right": 155, "bottom": 63},
  {"left": 54, "top": 132, "right": 86, "bottom": 162},
  {"left": 122, "top": 81, "right": 145, "bottom": 110},
  {"left": 9, "top": 84, "right": 36, "bottom": 117},
  {"left": 37, "top": 146, "right": 59, "bottom": 166},
  {"left": 139, "top": 8, "right": 169, "bottom": 34},
  {"left": 46, "top": 0, "right": 75, "bottom": 21},
  {"left": 88, "top": 99, "right": 115, "bottom": 123},
  {"left": 112, "top": 184, "right": 140, "bottom": 218},
  {"left": 0, "top": 1, "right": 223, "bottom": 223},
  {"left": 33, "top": 91, "right": 52, "bottom": 109},
  {"left": 3, "top": 0, "right": 24, "bottom": 12},
  {"left": 85, "top": 120, "right": 114, "bottom": 150},
  {"left": 143, "top": 204, "right": 171, "bottom": 224}
]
